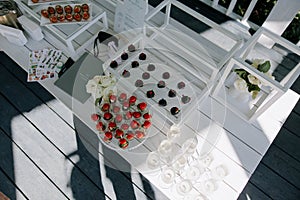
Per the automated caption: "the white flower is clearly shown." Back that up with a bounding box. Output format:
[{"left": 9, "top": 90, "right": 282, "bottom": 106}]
[
  {"left": 234, "top": 78, "right": 247, "bottom": 91},
  {"left": 86, "top": 74, "right": 117, "bottom": 101},
  {"left": 248, "top": 74, "right": 261, "bottom": 85},
  {"left": 86, "top": 79, "right": 98, "bottom": 94},
  {"left": 251, "top": 59, "right": 264, "bottom": 69},
  {"left": 251, "top": 90, "right": 259, "bottom": 100}
]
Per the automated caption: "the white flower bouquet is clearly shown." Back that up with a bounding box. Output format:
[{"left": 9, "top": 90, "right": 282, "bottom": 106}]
[
  {"left": 86, "top": 74, "right": 117, "bottom": 105},
  {"left": 233, "top": 59, "right": 274, "bottom": 99}
]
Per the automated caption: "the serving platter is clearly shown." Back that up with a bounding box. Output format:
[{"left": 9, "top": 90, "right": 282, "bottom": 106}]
[
  {"left": 39, "top": 3, "right": 92, "bottom": 26},
  {"left": 28, "top": 0, "right": 73, "bottom": 6},
  {"left": 91, "top": 90, "right": 154, "bottom": 151}
]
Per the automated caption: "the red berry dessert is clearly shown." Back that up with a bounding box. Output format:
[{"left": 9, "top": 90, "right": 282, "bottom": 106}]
[
  {"left": 129, "top": 96, "right": 137, "bottom": 105},
  {"left": 126, "top": 131, "right": 135, "bottom": 140},
  {"left": 115, "top": 114, "right": 123, "bottom": 123},
  {"left": 122, "top": 101, "right": 129, "bottom": 111},
  {"left": 101, "top": 103, "right": 110, "bottom": 112},
  {"left": 96, "top": 121, "right": 105, "bottom": 131},
  {"left": 115, "top": 129, "right": 124, "bottom": 139},
  {"left": 142, "top": 120, "right": 151, "bottom": 129},
  {"left": 109, "top": 94, "right": 117, "bottom": 103},
  {"left": 130, "top": 120, "right": 140, "bottom": 129},
  {"left": 118, "top": 93, "right": 127, "bottom": 102},
  {"left": 143, "top": 113, "right": 151, "bottom": 120},
  {"left": 119, "top": 138, "right": 129, "bottom": 149},
  {"left": 103, "top": 112, "right": 113, "bottom": 120},
  {"left": 133, "top": 111, "right": 142, "bottom": 119},
  {"left": 112, "top": 105, "right": 120, "bottom": 113},
  {"left": 124, "top": 111, "right": 132, "bottom": 120},
  {"left": 91, "top": 113, "right": 100, "bottom": 121},
  {"left": 108, "top": 122, "right": 117, "bottom": 131},
  {"left": 137, "top": 102, "right": 147, "bottom": 111},
  {"left": 135, "top": 130, "right": 145, "bottom": 139},
  {"left": 121, "top": 124, "right": 129, "bottom": 130},
  {"left": 104, "top": 131, "right": 113, "bottom": 142}
]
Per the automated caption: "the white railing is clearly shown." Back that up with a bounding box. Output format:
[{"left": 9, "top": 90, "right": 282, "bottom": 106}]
[{"left": 199, "top": 0, "right": 300, "bottom": 45}]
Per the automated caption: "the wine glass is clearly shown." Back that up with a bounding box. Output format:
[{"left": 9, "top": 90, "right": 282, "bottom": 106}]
[
  {"left": 185, "top": 165, "right": 202, "bottom": 181},
  {"left": 159, "top": 167, "right": 176, "bottom": 188},
  {"left": 202, "top": 179, "right": 217, "bottom": 195},
  {"left": 182, "top": 137, "right": 198, "bottom": 157},
  {"left": 176, "top": 179, "right": 193, "bottom": 196},
  {"left": 199, "top": 154, "right": 213, "bottom": 167},
  {"left": 212, "top": 164, "right": 228, "bottom": 180},
  {"left": 167, "top": 125, "right": 181, "bottom": 140},
  {"left": 146, "top": 152, "right": 161, "bottom": 170},
  {"left": 172, "top": 154, "right": 187, "bottom": 174},
  {"left": 158, "top": 139, "right": 174, "bottom": 163}
]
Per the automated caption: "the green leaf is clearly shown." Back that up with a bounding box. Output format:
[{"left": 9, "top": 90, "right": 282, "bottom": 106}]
[
  {"left": 257, "top": 61, "right": 271, "bottom": 73},
  {"left": 247, "top": 84, "right": 261, "bottom": 92},
  {"left": 95, "top": 97, "right": 102, "bottom": 106},
  {"left": 234, "top": 69, "right": 249, "bottom": 80}
]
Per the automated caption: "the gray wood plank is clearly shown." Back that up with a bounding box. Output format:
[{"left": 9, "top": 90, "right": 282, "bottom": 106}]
[
  {"left": 249, "top": 164, "right": 300, "bottom": 200},
  {"left": 283, "top": 112, "right": 300, "bottom": 138},
  {"left": 0, "top": 128, "right": 68, "bottom": 200},
  {"left": 0, "top": 167, "right": 28, "bottom": 200},
  {"left": 273, "top": 127, "right": 300, "bottom": 162},
  {"left": 261, "top": 144, "right": 300, "bottom": 189},
  {"left": 238, "top": 182, "right": 272, "bottom": 200}
]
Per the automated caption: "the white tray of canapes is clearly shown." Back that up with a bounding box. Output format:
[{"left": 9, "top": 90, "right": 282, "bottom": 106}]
[
  {"left": 28, "top": 0, "right": 73, "bottom": 6},
  {"left": 39, "top": 3, "right": 92, "bottom": 26}
]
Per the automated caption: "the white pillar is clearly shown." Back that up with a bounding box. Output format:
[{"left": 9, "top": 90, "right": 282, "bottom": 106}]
[{"left": 259, "top": 0, "right": 300, "bottom": 47}]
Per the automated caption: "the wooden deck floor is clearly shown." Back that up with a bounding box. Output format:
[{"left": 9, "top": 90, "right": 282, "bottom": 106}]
[
  {"left": 0, "top": 48, "right": 299, "bottom": 200},
  {"left": 0, "top": 1, "right": 299, "bottom": 199}
]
